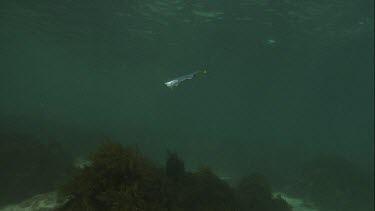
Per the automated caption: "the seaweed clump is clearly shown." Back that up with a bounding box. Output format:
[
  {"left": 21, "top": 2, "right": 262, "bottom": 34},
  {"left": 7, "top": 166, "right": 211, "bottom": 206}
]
[
  {"left": 164, "top": 152, "right": 238, "bottom": 211},
  {"left": 173, "top": 167, "right": 238, "bottom": 211},
  {"left": 236, "top": 173, "right": 292, "bottom": 211},
  {"left": 59, "top": 141, "right": 167, "bottom": 210},
  {"left": 166, "top": 150, "right": 186, "bottom": 182},
  {"left": 59, "top": 142, "right": 292, "bottom": 211}
]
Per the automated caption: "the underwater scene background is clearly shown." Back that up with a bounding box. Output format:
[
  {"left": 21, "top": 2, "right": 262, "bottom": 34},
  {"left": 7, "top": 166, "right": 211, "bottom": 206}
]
[{"left": 0, "top": 0, "right": 373, "bottom": 210}]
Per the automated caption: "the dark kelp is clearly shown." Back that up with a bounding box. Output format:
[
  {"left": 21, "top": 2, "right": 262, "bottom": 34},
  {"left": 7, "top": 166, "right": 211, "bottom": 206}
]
[
  {"left": 58, "top": 141, "right": 292, "bottom": 211},
  {"left": 58, "top": 141, "right": 167, "bottom": 210},
  {"left": 236, "top": 173, "right": 292, "bottom": 211}
]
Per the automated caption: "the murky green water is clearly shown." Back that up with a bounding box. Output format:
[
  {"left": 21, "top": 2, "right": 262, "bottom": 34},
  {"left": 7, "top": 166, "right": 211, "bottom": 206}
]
[{"left": 0, "top": 0, "right": 373, "bottom": 210}]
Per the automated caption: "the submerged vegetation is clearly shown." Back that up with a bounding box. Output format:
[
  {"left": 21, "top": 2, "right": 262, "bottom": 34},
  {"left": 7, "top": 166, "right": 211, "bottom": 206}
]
[
  {"left": 59, "top": 142, "right": 167, "bottom": 210},
  {"left": 1, "top": 136, "right": 370, "bottom": 211},
  {"left": 58, "top": 141, "right": 292, "bottom": 211},
  {"left": 237, "top": 173, "right": 291, "bottom": 211}
]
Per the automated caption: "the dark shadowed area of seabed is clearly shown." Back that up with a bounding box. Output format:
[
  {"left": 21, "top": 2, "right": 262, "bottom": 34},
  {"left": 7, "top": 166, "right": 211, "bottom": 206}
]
[{"left": 0, "top": 0, "right": 374, "bottom": 209}]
